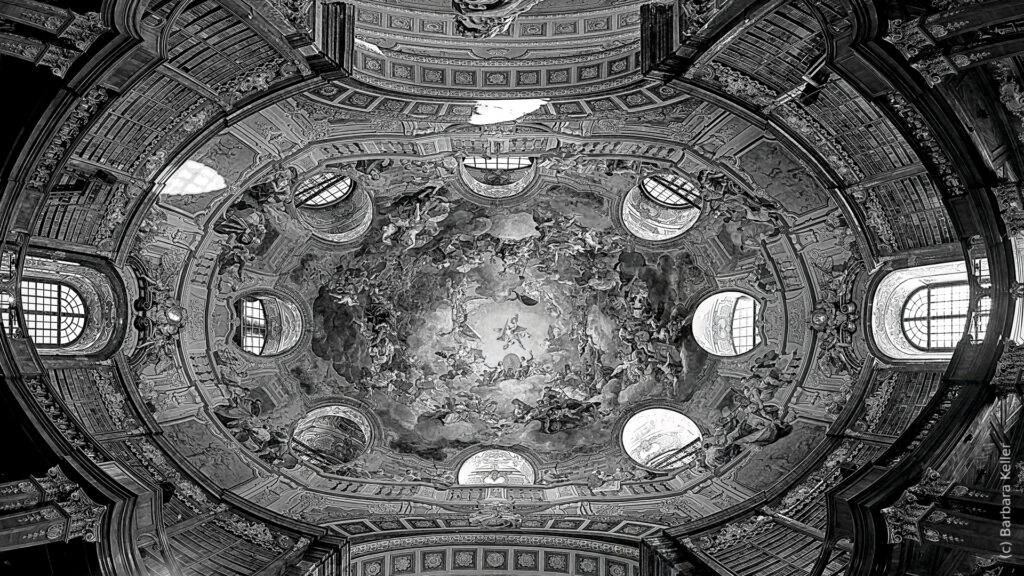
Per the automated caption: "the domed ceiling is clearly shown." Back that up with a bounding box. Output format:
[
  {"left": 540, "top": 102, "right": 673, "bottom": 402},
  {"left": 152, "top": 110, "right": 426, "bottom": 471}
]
[
  {"left": 15, "top": 0, "right": 1004, "bottom": 560},
  {"left": 129, "top": 31, "right": 868, "bottom": 528}
]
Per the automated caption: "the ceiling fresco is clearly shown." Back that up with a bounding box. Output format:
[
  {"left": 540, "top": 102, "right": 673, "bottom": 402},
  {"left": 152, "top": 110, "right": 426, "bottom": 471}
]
[
  {"left": 6, "top": 0, "right": 1015, "bottom": 572},
  {"left": 123, "top": 77, "right": 867, "bottom": 529},
  {"left": 106, "top": 0, "right": 885, "bottom": 533}
]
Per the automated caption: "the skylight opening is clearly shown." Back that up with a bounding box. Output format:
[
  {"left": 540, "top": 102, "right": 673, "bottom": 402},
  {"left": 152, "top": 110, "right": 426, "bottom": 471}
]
[
  {"left": 162, "top": 160, "right": 226, "bottom": 196},
  {"left": 463, "top": 156, "right": 533, "bottom": 170},
  {"left": 469, "top": 99, "right": 548, "bottom": 125}
]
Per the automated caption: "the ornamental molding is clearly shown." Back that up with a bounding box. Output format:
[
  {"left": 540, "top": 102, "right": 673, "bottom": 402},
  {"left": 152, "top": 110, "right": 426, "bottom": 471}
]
[
  {"left": 885, "top": 18, "right": 935, "bottom": 60},
  {"left": 696, "top": 514, "right": 773, "bottom": 554},
  {"left": 690, "top": 62, "right": 863, "bottom": 182},
  {"left": 911, "top": 54, "right": 958, "bottom": 87},
  {"left": 213, "top": 511, "right": 294, "bottom": 552},
  {"left": 25, "top": 376, "right": 109, "bottom": 464},
  {"left": 688, "top": 61, "right": 777, "bottom": 107},
  {"left": 60, "top": 11, "right": 106, "bottom": 51},
  {"left": 993, "top": 339, "right": 1024, "bottom": 396},
  {"left": 993, "top": 182, "right": 1024, "bottom": 236},
  {"left": 267, "top": 0, "right": 313, "bottom": 32},
  {"left": 350, "top": 70, "right": 645, "bottom": 99},
  {"left": 881, "top": 491, "right": 929, "bottom": 543},
  {"left": 27, "top": 86, "right": 110, "bottom": 190},
  {"left": 885, "top": 92, "right": 967, "bottom": 196},
  {"left": 365, "top": 39, "right": 639, "bottom": 67},
  {"left": 351, "top": 533, "right": 639, "bottom": 558},
  {"left": 357, "top": 28, "right": 638, "bottom": 51},
  {"left": 883, "top": 383, "right": 964, "bottom": 466},
  {"left": 852, "top": 372, "right": 898, "bottom": 434},
  {"left": 90, "top": 369, "right": 144, "bottom": 433},
  {"left": 996, "top": 60, "right": 1024, "bottom": 144},
  {"left": 345, "top": 0, "right": 645, "bottom": 20},
  {"left": 56, "top": 488, "right": 106, "bottom": 543}
]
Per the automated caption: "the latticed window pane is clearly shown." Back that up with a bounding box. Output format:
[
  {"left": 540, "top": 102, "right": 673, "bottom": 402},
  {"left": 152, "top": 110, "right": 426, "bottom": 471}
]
[
  {"left": 239, "top": 298, "right": 268, "bottom": 355},
  {"left": 294, "top": 173, "right": 354, "bottom": 207},
  {"left": 0, "top": 291, "right": 12, "bottom": 337},
  {"left": 463, "top": 156, "right": 532, "bottom": 170},
  {"left": 18, "top": 281, "right": 86, "bottom": 346},
  {"left": 641, "top": 174, "right": 702, "bottom": 209},
  {"left": 731, "top": 295, "right": 759, "bottom": 353},
  {"left": 901, "top": 283, "right": 979, "bottom": 350}
]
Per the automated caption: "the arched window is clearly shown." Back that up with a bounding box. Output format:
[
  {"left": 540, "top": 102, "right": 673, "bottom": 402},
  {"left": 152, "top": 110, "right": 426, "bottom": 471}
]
[
  {"left": 871, "top": 260, "right": 988, "bottom": 361},
  {"left": 294, "top": 172, "right": 354, "bottom": 208},
  {"left": 233, "top": 293, "right": 303, "bottom": 356},
  {"left": 457, "top": 449, "right": 536, "bottom": 485},
  {"left": 463, "top": 156, "right": 533, "bottom": 170},
  {"left": 640, "top": 173, "right": 702, "bottom": 209},
  {"left": 0, "top": 281, "right": 87, "bottom": 346},
  {"left": 901, "top": 283, "right": 990, "bottom": 350},
  {"left": 692, "top": 291, "right": 762, "bottom": 356}
]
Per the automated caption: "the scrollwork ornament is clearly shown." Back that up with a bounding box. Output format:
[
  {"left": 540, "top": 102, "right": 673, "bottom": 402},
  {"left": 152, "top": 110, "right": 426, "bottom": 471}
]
[
  {"left": 880, "top": 491, "right": 929, "bottom": 543},
  {"left": 885, "top": 19, "right": 934, "bottom": 59},
  {"left": 28, "top": 87, "right": 110, "bottom": 189},
  {"left": 60, "top": 11, "right": 106, "bottom": 51},
  {"left": 993, "top": 183, "right": 1024, "bottom": 236},
  {"left": 886, "top": 92, "right": 967, "bottom": 196},
  {"left": 912, "top": 54, "right": 957, "bottom": 86}
]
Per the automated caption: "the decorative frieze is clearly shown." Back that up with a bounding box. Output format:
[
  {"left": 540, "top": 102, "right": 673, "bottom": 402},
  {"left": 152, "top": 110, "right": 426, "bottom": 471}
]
[
  {"left": 886, "top": 92, "right": 967, "bottom": 196},
  {"left": 884, "top": 384, "right": 964, "bottom": 465},
  {"left": 696, "top": 514, "right": 774, "bottom": 554},
  {"left": 852, "top": 372, "right": 898, "bottom": 434},
  {"left": 215, "top": 58, "right": 295, "bottom": 102},
  {"left": 24, "top": 377, "right": 108, "bottom": 464},
  {"left": 28, "top": 86, "right": 109, "bottom": 189},
  {"left": 688, "top": 61, "right": 777, "bottom": 107},
  {"left": 90, "top": 370, "right": 143, "bottom": 433},
  {"left": 213, "top": 511, "right": 293, "bottom": 552}
]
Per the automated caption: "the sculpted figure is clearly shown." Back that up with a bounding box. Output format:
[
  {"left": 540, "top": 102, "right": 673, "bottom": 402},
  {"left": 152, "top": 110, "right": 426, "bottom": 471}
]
[{"left": 453, "top": 0, "right": 546, "bottom": 38}]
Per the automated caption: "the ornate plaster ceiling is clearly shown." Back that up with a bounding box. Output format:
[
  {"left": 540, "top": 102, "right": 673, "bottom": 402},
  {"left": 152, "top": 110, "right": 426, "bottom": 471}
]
[
  {"left": 125, "top": 53, "right": 867, "bottom": 530},
  {"left": 10, "top": 0, "right": 991, "bottom": 561},
  {"left": 349, "top": 0, "right": 644, "bottom": 98}
]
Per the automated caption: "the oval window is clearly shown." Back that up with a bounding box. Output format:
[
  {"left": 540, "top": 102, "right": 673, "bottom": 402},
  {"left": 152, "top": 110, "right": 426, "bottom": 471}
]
[
  {"left": 692, "top": 291, "right": 761, "bottom": 356},
  {"left": 622, "top": 408, "right": 702, "bottom": 470}
]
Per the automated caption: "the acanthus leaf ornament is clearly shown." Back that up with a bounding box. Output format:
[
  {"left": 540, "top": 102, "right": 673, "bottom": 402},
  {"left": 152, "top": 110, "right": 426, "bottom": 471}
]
[
  {"left": 885, "top": 18, "right": 935, "bottom": 60},
  {"left": 886, "top": 92, "right": 967, "bottom": 196},
  {"left": 880, "top": 491, "right": 930, "bottom": 543},
  {"left": 28, "top": 87, "right": 110, "bottom": 190}
]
